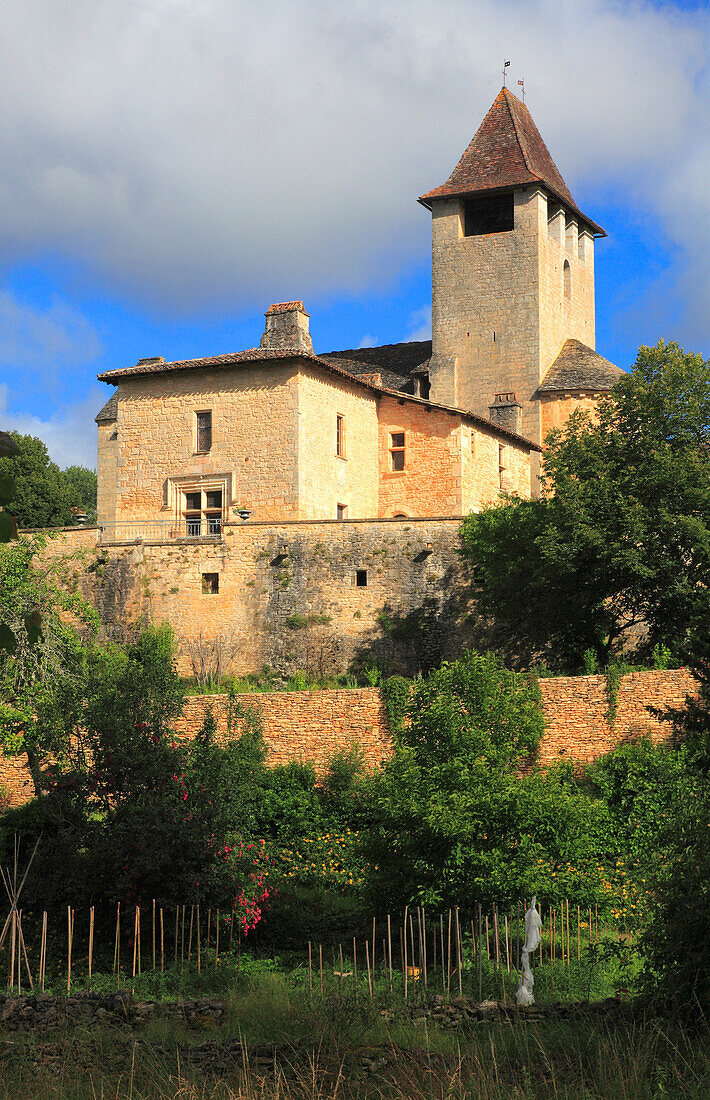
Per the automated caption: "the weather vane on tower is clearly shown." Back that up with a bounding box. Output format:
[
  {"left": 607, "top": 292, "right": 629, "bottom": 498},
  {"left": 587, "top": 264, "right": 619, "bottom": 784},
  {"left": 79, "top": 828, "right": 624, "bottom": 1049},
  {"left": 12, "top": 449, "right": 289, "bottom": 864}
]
[{"left": 502, "top": 60, "right": 510, "bottom": 86}]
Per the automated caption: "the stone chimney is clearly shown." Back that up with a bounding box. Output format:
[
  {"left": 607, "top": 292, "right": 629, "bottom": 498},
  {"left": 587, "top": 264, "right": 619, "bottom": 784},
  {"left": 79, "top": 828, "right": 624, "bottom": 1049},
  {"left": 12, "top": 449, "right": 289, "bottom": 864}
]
[
  {"left": 260, "top": 301, "right": 313, "bottom": 354},
  {"left": 489, "top": 392, "right": 522, "bottom": 435}
]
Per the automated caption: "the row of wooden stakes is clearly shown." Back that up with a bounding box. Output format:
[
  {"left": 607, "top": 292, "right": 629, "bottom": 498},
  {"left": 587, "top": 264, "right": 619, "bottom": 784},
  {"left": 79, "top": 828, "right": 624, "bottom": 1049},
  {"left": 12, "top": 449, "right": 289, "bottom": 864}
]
[
  {"left": 307, "top": 901, "right": 601, "bottom": 1000},
  {"left": 1, "top": 897, "right": 600, "bottom": 997}
]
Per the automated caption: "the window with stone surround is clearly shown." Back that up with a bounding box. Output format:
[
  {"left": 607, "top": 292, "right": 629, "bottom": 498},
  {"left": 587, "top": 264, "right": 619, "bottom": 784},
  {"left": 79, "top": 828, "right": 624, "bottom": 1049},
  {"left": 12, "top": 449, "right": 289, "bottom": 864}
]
[
  {"left": 337, "top": 503, "right": 348, "bottom": 520},
  {"left": 389, "top": 431, "right": 406, "bottom": 472},
  {"left": 202, "top": 572, "right": 219, "bottom": 594},
  {"left": 183, "top": 486, "right": 223, "bottom": 536},
  {"left": 462, "top": 193, "right": 513, "bottom": 236},
  {"left": 195, "top": 410, "right": 212, "bottom": 453},
  {"left": 336, "top": 414, "right": 345, "bottom": 458}
]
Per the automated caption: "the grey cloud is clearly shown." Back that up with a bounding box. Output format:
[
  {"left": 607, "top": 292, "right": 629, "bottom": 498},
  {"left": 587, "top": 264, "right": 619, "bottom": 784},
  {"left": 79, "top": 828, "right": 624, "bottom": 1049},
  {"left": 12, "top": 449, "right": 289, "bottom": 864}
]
[{"left": 0, "top": 0, "right": 707, "bottom": 341}]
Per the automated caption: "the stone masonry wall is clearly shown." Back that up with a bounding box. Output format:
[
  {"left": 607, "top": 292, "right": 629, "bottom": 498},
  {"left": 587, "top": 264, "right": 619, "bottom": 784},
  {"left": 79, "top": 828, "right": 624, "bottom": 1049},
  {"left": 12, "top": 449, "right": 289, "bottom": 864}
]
[
  {"left": 111, "top": 363, "right": 302, "bottom": 526},
  {"left": 536, "top": 668, "right": 695, "bottom": 766},
  {"left": 297, "top": 366, "right": 379, "bottom": 520},
  {"left": 0, "top": 670, "right": 695, "bottom": 808},
  {"left": 175, "top": 688, "right": 390, "bottom": 772},
  {"left": 429, "top": 190, "right": 542, "bottom": 442},
  {"left": 75, "top": 518, "right": 472, "bottom": 676}
]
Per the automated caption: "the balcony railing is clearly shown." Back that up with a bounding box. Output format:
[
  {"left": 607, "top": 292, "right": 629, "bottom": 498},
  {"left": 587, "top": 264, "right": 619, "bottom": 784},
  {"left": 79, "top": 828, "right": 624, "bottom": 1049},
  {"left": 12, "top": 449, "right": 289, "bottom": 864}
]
[{"left": 98, "top": 518, "right": 223, "bottom": 544}]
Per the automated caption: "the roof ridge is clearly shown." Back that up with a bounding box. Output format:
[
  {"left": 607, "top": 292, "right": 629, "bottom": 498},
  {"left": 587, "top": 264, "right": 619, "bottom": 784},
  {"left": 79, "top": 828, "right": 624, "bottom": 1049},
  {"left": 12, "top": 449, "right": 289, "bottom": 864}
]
[{"left": 502, "top": 88, "right": 533, "bottom": 177}]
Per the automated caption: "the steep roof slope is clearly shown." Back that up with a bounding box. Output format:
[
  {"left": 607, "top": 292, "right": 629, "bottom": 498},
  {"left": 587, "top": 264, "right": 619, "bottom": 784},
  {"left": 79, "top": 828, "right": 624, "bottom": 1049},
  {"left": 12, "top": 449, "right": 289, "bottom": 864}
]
[
  {"left": 538, "top": 339, "right": 625, "bottom": 393},
  {"left": 419, "top": 88, "right": 604, "bottom": 236},
  {"left": 321, "top": 341, "right": 431, "bottom": 392}
]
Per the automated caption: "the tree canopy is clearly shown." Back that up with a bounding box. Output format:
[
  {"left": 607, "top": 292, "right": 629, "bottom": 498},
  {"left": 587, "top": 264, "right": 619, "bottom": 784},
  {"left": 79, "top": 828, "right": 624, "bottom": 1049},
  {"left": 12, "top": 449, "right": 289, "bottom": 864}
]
[
  {"left": 0, "top": 431, "right": 96, "bottom": 530},
  {"left": 461, "top": 341, "right": 710, "bottom": 671}
]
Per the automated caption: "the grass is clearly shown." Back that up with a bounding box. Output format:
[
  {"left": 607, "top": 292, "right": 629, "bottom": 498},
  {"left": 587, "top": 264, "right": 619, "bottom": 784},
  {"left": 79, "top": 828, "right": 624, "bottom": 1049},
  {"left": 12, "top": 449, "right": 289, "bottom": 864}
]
[{"left": 0, "top": 971, "right": 708, "bottom": 1099}]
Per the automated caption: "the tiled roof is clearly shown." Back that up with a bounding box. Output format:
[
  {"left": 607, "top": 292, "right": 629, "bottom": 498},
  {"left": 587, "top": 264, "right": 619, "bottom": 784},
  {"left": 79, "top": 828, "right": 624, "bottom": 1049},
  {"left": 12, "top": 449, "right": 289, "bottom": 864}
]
[
  {"left": 95, "top": 392, "right": 118, "bottom": 422},
  {"left": 537, "top": 339, "right": 625, "bottom": 394},
  {"left": 321, "top": 341, "right": 431, "bottom": 393},
  {"left": 419, "top": 88, "right": 604, "bottom": 236},
  {"left": 96, "top": 341, "right": 538, "bottom": 451},
  {"left": 97, "top": 347, "right": 318, "bottom": 382}
]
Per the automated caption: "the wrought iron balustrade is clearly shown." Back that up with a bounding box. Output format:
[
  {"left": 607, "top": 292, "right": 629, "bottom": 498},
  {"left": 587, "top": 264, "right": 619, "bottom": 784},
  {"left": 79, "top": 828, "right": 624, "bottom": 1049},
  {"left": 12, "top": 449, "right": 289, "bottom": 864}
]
[{"left": 98, "top": 518, "right": 223, "bottom": 544}]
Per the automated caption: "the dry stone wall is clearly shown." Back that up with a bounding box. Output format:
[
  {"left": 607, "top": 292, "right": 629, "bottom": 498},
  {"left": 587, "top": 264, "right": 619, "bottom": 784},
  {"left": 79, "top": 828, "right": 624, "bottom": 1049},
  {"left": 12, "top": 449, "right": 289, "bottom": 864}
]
[{"left": 0, "top": 670, "right": 695, "bottom": 808}]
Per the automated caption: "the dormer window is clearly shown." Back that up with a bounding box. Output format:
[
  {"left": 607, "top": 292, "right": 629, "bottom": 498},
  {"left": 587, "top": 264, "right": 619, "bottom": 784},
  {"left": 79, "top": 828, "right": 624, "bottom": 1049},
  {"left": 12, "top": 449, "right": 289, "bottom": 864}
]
[{"left": 462, "top": 193, "right": 514, "bottom": 236}]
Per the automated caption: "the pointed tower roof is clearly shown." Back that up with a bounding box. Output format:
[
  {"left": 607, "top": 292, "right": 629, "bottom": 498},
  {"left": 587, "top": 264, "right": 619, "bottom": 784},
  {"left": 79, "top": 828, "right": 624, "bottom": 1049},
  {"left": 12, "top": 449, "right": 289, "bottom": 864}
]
[{"left": 419, "top": 88, "right": 604, "bottom": 236}]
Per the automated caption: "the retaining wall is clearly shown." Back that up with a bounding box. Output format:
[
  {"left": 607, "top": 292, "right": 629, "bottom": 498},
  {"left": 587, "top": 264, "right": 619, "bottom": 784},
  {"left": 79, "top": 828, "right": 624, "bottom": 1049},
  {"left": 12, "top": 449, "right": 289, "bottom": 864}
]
[{"left": 0, "top": 669, "right": 695, "bottom": 809}]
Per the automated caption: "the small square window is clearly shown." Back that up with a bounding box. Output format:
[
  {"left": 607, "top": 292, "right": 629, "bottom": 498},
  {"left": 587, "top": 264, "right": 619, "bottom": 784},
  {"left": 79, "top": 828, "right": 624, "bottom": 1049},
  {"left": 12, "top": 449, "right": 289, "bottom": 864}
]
[
  {"left": 205, "top": 489, "right": 222, "bottom": 510},
  {"left": 185, "top": 491, "right": 201, "bottom": 512},
  {"left": 202, "top": 572, "right": 219, "bottom": 594},
  {"left": 356, "top": 569, "right": 367, "bottom": 587},
  {"left": 337, "top": 503, "right": 348, "bottom": 520},
  {"left": 196, "top": 411, "right": 212, "bottom": 453}
]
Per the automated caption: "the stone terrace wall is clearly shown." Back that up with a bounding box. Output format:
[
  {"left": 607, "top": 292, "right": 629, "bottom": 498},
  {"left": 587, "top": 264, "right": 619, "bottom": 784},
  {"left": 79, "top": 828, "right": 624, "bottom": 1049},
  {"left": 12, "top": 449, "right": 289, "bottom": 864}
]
[
  {"left": 176, "top": 688, "right": 389, "bottom": 772},
  {"left": 0, "top": 669, "right": 696, "bottom": 809},
  {"left": 537, "top": 669, "right": 695, "bottom": 766}
]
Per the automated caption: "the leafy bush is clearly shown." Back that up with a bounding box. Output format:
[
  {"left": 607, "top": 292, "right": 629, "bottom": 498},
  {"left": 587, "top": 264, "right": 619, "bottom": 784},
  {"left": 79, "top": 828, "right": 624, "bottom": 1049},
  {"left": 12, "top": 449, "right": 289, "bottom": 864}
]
[{"left": 362, "top": 651, "right": 620, "bottom": 910}]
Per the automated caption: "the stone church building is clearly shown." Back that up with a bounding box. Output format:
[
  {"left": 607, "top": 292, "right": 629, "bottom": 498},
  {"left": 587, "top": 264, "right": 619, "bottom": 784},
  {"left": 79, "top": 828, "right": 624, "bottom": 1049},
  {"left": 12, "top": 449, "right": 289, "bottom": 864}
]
[{"left": 95, "top": 87, "right": 623, "bottom": 538}]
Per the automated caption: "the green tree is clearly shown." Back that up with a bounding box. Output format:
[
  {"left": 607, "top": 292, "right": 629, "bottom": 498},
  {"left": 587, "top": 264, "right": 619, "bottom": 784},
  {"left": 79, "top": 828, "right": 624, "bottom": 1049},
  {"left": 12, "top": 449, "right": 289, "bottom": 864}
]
[
  {"left": 365, "top": 650, "right": 612, "bottom": 910},
  {"left": 462, "top": 341, "right": 710, "bottom": 671},
  {"left": 0, "top": 432, "right": 75, "bottom": 529},
  {"left": 0, "top": 535, "right": 97, "bottom": 793},
  {"left": 640, "top": 639, "right": 710, "bottom": 1015},
  {"left": 62, "top": 465, "right": 97, "bottom": 521}
]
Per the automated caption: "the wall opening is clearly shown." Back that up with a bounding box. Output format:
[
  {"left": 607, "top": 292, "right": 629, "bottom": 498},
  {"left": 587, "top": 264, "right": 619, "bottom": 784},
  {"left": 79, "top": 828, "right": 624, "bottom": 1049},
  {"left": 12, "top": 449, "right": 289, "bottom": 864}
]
[
  {"left": 356, "top": 569, "right": 368, "bottom": 587},
  {"left": 336, "top": 414, "right": 345, "bottom": 458},
  {"left": 462, "top": 193, "right": 514, "bottom": 236},
  {"left": 337, "top": 503, "right": 348, "bottom": 520},
  {"left": 202, "top": 572, "right": 219, "bottom": 594},
  {"left": 563, "top": 259, "right": 571, "bottom": 300}
]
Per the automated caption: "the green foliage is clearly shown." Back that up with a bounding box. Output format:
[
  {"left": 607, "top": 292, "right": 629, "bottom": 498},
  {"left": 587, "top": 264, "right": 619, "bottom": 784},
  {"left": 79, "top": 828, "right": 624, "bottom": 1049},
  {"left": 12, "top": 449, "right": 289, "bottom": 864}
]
[
  {"left": 380, "top": 675, "right": 411, "bottom": 736},
  {"left": 604, "top": 660, "right": 623, "bottom": 724},
  {"left": 0, "top": 431, "right": 96, "bottom": 529},
  {"left": 462, "top": 341, "right": 710, "bottom": 671},
  {"left": 640, "top": 636, "right": 710, "bottom": 1014},
  {"left": 0, "top": 535, "right": 99, "bottom": 791},
  {"left": 363, "top": 652, "right": 618, "bottom": 910}
]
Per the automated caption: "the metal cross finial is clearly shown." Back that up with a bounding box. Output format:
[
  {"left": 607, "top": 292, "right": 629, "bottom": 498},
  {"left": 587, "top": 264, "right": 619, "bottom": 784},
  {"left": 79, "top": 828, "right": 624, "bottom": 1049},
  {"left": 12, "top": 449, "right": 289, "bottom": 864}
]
[{"left": 502, "top": 60, "right": 511, "bottom": 86}]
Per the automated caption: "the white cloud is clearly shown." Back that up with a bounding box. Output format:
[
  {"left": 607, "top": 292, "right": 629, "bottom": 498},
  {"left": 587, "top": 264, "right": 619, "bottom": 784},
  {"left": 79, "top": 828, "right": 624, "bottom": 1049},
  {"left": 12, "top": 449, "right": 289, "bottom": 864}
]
[
  {"left": 0, "top": 384, "right": 102, "bottom": 469},
  {"left": 0, "top": 1, "right": 706, "bottom": 341},
  {"left": 357, "top": 334, "right": 376, "bottom": 348},
  {"left": 0, "top": 291, "right": 101, "bottom": 381},
  {"left": 406, "top": 306, "right": 431, "bottom": 342}
]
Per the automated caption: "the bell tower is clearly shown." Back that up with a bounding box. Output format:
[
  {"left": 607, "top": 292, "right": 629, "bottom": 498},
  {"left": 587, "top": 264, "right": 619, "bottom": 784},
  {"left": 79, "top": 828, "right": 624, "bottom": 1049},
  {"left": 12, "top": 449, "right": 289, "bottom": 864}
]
[{"left": 420, "top": 88, "right": 604, "bottom": 448}]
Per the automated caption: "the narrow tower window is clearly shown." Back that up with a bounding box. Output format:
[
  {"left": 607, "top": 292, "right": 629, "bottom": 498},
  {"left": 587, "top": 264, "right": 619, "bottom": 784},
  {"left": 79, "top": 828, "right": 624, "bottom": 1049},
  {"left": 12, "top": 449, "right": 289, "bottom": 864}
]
[
  {"left": 336, "top": 414, "right": 345, "bottom": 458},
  {"left": 563, "top": 260, "right": 571, "bottom": 300},
  {"left": 498, "top": 444, "right": 508, "bottom": 490},
  {"left": 337, "top": 503, "right": 348, "bottom": 520}
]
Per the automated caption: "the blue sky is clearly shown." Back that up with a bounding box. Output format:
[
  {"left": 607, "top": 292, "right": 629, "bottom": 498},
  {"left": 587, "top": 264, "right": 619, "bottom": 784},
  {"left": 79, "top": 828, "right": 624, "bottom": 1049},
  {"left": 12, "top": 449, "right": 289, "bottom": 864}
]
[{"left": 0, "top": 0, "right": 708, "bottom": 468}]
